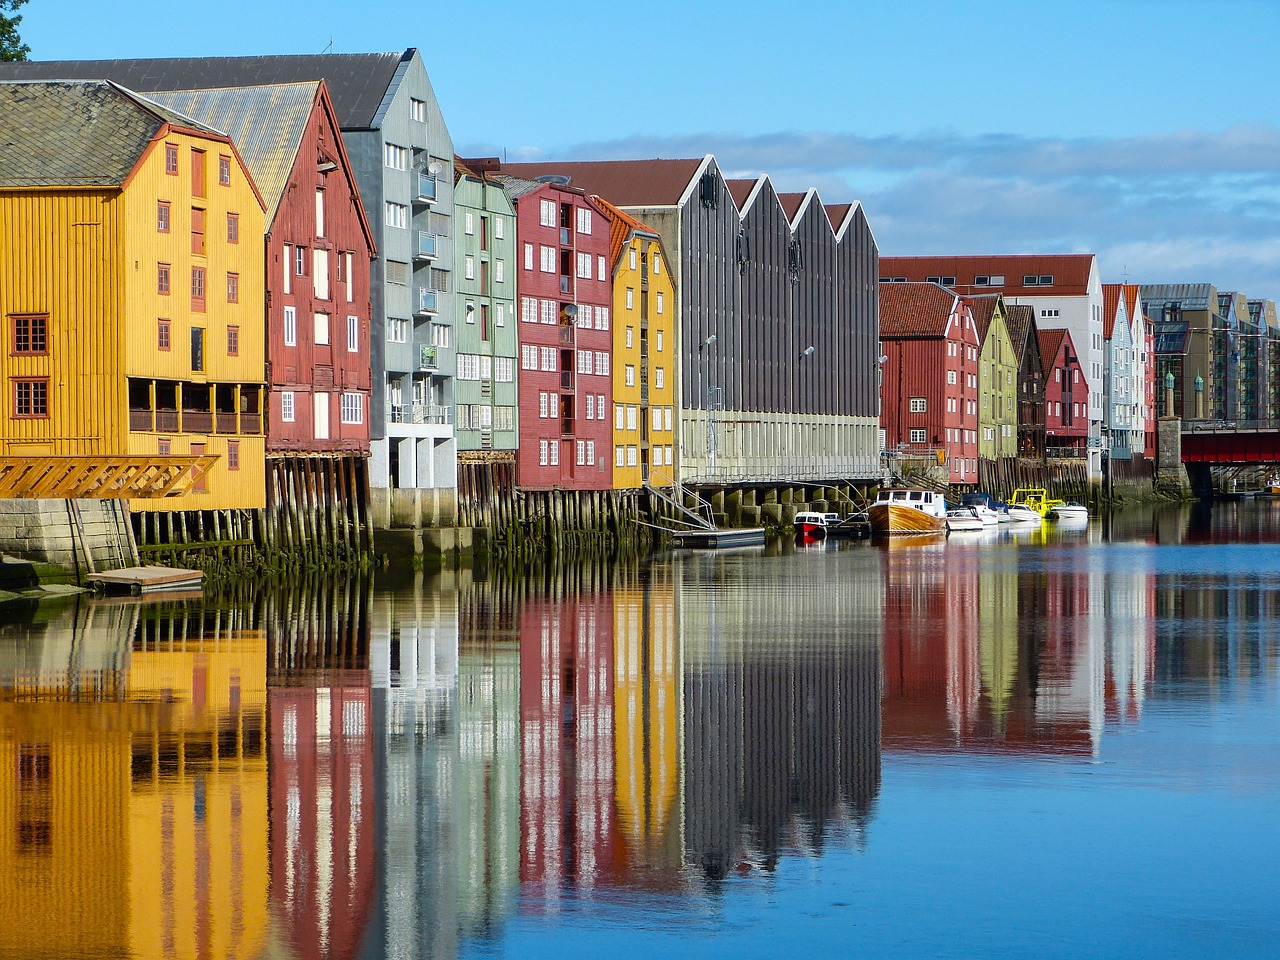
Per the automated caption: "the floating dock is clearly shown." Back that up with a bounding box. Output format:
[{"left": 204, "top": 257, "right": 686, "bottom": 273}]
[
  {"left": 671, "top": 527, "right": 766, "bottom": 549},
  {"left": 87, "top": 565, "right": 204, "bottom": 595}
]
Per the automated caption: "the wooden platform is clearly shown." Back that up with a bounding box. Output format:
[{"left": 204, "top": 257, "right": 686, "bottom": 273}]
[
  {"left": 87, "top": 565, "right": 204, "bottom": 595},
  {"left": 672, "top": 527, "right": 766, "bottom": 549}
]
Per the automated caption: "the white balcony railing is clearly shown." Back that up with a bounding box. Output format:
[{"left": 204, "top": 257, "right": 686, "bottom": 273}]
[{"left": 386, "top": 402, "right": 453, "bottom": 425}]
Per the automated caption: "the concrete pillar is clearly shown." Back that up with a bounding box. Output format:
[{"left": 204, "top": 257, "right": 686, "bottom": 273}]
[{"left": 1154, "top": 417, "right": 1191, "bottom": 497}]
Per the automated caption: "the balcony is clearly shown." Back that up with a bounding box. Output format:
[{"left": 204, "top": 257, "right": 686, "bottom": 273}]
[
  {"left": 129, "top": 409, "right": 153, "bottom": 432},
  {"left": 414, "top": 174, "right": 438, "bottom": 204},
  {"left": 559, "top": 325, "right": 575, "bottom": 346},
  {"left": 560, "top": 370, "right": 574, "bottom": 391},
  {"left": 414, "top": 231, "right": 438, "bottom": 261},
  {"left": 387, "top": 402, "right": 453, "bottom": 425},
  {"left": 559, "top": 275, "right": 571, "bottom": 295},
  {"left": 416, "top": 287, "right": 439, "bottom": 315},
  {"left": 560, "top": 227, "right": 570, "bottom": 245},
  {"left": 183, "top": 410, "right": 214, "bottom": 434},
  {"left": 419, "top": 344, "right": 438, "bottom": 371},
  {"left": 561, "top": 416, "right": 574, "bottom": 437}
]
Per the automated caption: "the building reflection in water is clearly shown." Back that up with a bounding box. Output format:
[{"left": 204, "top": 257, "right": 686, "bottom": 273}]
[{"left": 0, "top": 594, "right": 268, "bottom": 960}]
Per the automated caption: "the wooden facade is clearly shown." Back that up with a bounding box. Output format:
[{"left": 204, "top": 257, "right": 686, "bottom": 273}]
[
  {"left": 1040, "top": 328, "right": 1089, "bottom": 453},
  {"left": 1, "top": 82, "right": 267, "bottom": 512},
  {"left": 1005, "top": 304, "right": 1046, "bottom": 458},
  {"left": 968, "top": 294, "right": 1019, "bottom": 460}
]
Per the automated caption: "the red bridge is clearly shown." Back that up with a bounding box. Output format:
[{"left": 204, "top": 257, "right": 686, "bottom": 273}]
[{"left": 1181, "top": 420, "right": 1280, "bottom": 464}]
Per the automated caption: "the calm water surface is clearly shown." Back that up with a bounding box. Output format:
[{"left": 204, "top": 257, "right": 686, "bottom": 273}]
[{"left": 2, "top": 503, "right": 1279, "bottom": 959}]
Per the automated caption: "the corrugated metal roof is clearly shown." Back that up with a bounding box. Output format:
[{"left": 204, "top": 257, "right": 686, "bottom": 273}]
[
  {"left": 148, "top": 83, "right": 316, "bottom": 228},
  {"left": 881, "top": 254, "right": 1096, "bottom": 297},
  {"left": 0, "top": 80, "right": 207, "bottom": 187},
  {"left": 479, "top": 158, "right": 705, "bottom": 207},
  {"left": 1139, "top": 283, "right": 1215, "bottom": 311},
  {"left": 879, "top": 282, "right": 958, "bottom": 338},
  {"left": 0, "top": 51, "right": 408, "bottom": 130}
]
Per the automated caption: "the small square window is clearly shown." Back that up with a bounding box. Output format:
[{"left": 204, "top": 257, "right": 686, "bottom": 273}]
[
  {"left": 11, "top": 314, "right": 48, "bottom": 355},
  {"left": 13, "top": 378, "right": 49, "bottom": 418},
  {"left": 158, "top": 438, "right": 171, "bottom": 456}
]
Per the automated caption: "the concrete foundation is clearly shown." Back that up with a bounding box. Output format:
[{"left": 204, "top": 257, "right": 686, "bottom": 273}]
[
  {"left": 0, "top": 499, "right": 135, "bottom": 579},
  {"left": 1154, "top": 418, "right": 1193, "bottom": 498}
]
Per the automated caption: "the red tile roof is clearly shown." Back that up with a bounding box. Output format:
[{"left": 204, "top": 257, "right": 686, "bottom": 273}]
[
  {"left": 966, "top": 293, "right": 999, "bottom": 343},
  {"left": 879, "top": 283, "right": 959, "bottom": 338},
  {"left": 467, "top": 158, "right": 705, "bottom": 207},
  {"left": 1123, "top": 283, "right": 1142, "bottom": 327},
  {"left": 592, "top": 194, "right": 660, "bottom": 269},
  {"left": 1038, "top": 328, "right": 1069, "bottom": 378},
  {"left": 1102, "top": 283, "right": 1123, "bottom": 340},
  {"left": 880, "top": 254, "right": 1096, "bottom": 297}
]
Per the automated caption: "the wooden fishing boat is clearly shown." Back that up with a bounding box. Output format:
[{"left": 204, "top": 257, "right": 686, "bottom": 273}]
[{"left": 868, "top": 489, "right": 947, "bottom": 536}]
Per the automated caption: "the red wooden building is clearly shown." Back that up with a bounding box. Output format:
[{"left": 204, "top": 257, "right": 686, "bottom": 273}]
[
  {"left": 499, "top": 177, "right": 614, "bottom": 490},
  {"left": 878, "top": 282, "right": 980, "bottom": 484},
  {"left": 153, "top": 81, "right": 377, "bottom": 453},
  {"left": 1039, "top": 327, "right": 1090, "bottom": 455}
]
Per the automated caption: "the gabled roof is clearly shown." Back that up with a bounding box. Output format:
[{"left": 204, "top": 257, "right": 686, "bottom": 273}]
[
  {"left": 1038, "top": 328, "right": 1070, "bottom": 377},
  {"left": 468, "top": 158, "right": 706, "bottom": 207},
  {"left": 1005, "top": 304, "right": 1038, "bottom": 363},
  {"left": 824, "top": 203, "right": 853, "bottom": 232},
  {"left": 147, "top": 83, "right": 313, "bottom": 229},
  {"left": 0, "top": 79, "right": 221, "bottom": 188},
  {"left": 965, "top": 293, "right": 1003, "bottom": 343},
  {"left": 879, "top": 282, "right": 960, "bottom": 338},
  {"left": 0, "top": 51, "right": 411, "bottom": 130},
  {"left": 726, "top": 177, "right": 757, "bottom": 209},
  {"left": 880, "top": 254, "right": 1096, "bottom": 296},
  {"left": 777, "top": 192, "right": 806, "bottom": 221},
  {"left": 1123, "top": 283, "right": 1142, "bottom": 328},
  {"left": 593, "top": 195, "right": 660, "bottom": 269},
  {"left": 1101, "top": 283, "right": 1125, "bottom": 340}
]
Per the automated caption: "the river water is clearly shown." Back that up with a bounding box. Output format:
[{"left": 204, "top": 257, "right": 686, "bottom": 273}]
[{"left": 1, "top": 503, "right": 1278, "bottom": 959}]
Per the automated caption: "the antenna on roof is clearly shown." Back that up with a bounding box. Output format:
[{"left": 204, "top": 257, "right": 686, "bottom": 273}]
[{"left": 321, "top": 37, "right": 334, "bottom": 54}]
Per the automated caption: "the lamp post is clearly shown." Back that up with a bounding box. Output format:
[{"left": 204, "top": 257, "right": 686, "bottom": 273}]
[
  {"left": 1165, "top": 372, "right": 1175, "bottom": 419},
  {"left": 794, "top": 345, "right": 815, "bottom": 477},
  {"left": 699, "top": 334, "right": 717, "bottom": 479},
  {"left": 1194, "top": 373, "right": 1204, "bottom": 420}
]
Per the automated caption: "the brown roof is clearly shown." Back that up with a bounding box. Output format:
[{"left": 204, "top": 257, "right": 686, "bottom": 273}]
[
  {"left": 879, "top": 283, "right": 959, "bottom": 338},
  {"left": 1005, "top": 304, "right": 1037, "bottom": 361},
  {"left": 966, "top": 293, "right": 1000, "bottom": 342},
  {"left": 1102, "top": 283, "right": 1124, "bottom": 340},
  {"left": 824, "top": 203, "right": 853, "bottom": 232},
  {"left": 471, "top": 158, "right": 705, "bottom": 208},
  {"left": 880, "top": 254, "right": 1095, "bottom": 297},
  {"left": 726, "top": 177, "right": 757, "bottom": 209},
  {"left": 778, "top": 192, "right": 806, "bottom": 220},
  {"left": 592, "top": 195, "right": 660, "bottom": 269},
  {"left": 1038, "top": 328, "right": 1069, "bottom": 377}
]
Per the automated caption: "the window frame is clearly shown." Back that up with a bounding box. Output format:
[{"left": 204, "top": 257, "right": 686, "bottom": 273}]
[
  {"left": 11, "top": 377, "right": 49, "bottom": 419},
  {"left": 10, "top": 313, "right": 49, "bottom": 356}
]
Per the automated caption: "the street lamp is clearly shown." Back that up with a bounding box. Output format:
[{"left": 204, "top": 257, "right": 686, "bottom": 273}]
[
  {"left": 698, "top": 334, "right": 717, "bottom": 478},
  {"left": 794, "top": 345, "right": 816, "bottom": 477}
]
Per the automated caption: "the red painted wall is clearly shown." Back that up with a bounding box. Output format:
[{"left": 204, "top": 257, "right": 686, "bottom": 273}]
[
  {"left": 266, "top": 83, "right": 374, "bottom": 453},
  {"left": 513, "top": 184, "right": 614, "bottom": 490},
  {"left": 1045, "top": 331, "right": 1089, "bottom": 447}
]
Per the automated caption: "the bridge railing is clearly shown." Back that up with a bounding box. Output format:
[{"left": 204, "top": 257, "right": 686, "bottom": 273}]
[{"left": 1182, "top": 418, "right": 1280, "bottom": 433}]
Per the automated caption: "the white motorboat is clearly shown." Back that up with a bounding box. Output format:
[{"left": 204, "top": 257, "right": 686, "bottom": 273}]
[
  {"left": 946, "top": 507, "right": 985, "bottom": 532},
  {"left": 1005, "top": 503, "right": 1042, "bottom": 523},
  {"left": 1048, "top": 501, "right": 1089, "bottom": 521}
]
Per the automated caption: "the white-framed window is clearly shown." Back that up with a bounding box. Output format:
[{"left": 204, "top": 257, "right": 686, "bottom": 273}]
[
  {"left": 909, "top": 397, "right": 926, "bottom": 413},
  {"left": 656, "top": 291, "right": 664, "bottom": 314},
  {"left": 626, "top": 405, "right": 637, "bottom": 431},
  {"left": 586, "top": 394, "right": 595, "bottom": 419},
  {"left": 539, "top": 439, "right": 549, "bottom": 466},
  {"left": 314, "top": 312, "right": 329, "bottom": 345},
  {"left": 313, "top": 248, "right": 330, "bottom": 299},
  {"left": 616, "top": 445, "right": 625, "bottom": 467},
  {"left": 540, "top": 346, "right": 556, "bottom": 371},
  {"left": 540, "top": 199, "right": 556, "bottom": 227},
  {"left": 910, "top": 428, "right": 927, "bottom": 443},
  {"left": 465, "top": 256, "right": 475, "bottom": 280},
  {"left": 315, "top": 188, "right": 326, "bottom": 237},
  {"left": 341, "top": 392, "right": 364, "bottom": 424},
  {"left": 627, "top": 445, "right": 637, "bottom": 467},
  {"left": 495, "top": 260, "right": 505, "bottom": 282},
  {"left": 947, "top": 370, "right": 957, "bottom": 385},
  {"left": 345, "top": 252, "right": 354, "bottom": 302},
  {"left": 629, "top": 248, "right": 637, "bottom": 270},
  {"left": 577, "top": 252, "right": 592, "bottom": 279},
  {"left": 578, "top": 305, "right": 593, "bottom": 329},
  {"left": 496, "top": 356, "right": 513, "bottom": 381},
  {"left": 494, "top": 216, "right": 504, "bottom": 239},
  {"left": 597, "top": 306, "right": 609, "bottom": 330},
  {"left": 586, "top": 440, "right": 595, "bottom": 465},
  {"left": 281, "top": 390, "right": 295, "bottom": 423},
  {"left": 383, "top": 143, "right": 408, "bottom": 170},
  {"left": 597, "top": 255, "right": 606, "bottom": 281},
  {"left": 664, "top": 406, "right": 672, "bottom": 431},
  {"left": 626, "top": 287, "right": 634, "bottom": 310},
  {"left": 626, "top": 327, "right": 634, "bottom": 349},
  {"left": 597, "top": 393, "right": 604, "bottom": 418},
  {"left": 577, "top": 349, "right": 592, "bottom": 374},
  {"left": 652, "top": 406, "right": 662, "bottom": 431},
  {"left": 540, "top": 246, "right": 556, "bottom": 273},
  {"left": 653, "top": 253, "right": 662, "bottom": 274},
  {"left": 576, "top": 440, "right": 586, "bottom": 465},
  {"left": 625, "top": 364, "right": 635, "bottom": 386},
  {"left": 524, "top": 242, "right": 534, "bottom": 271},
  {"left": 541, "top": 299, "right": 557, "bottom": 324},
  {"left": 539, "top": 392, "right": 549, "bottom": 418},
  {"left": 347, "top": 315, "right": 359, "bottom": 352},
  {"left": 655, "top": 367, "right": 665, "bottom": 389},
  {"left": 616, "top": 404, "right": 625, "bottom": 429},
  {"left": 387, "top": 317, "right": 408, "bottom": 343},
  {"left": 496, "top": 304, "right": 506, "bottom": 327},
  {"left": 656, "top": 329, "right": 664, "bottom": 352},
  {"left": 385, "top": 202, "right": 407, "bottom": 229},
  {"left": 595, "top": 352, "right": 609, "bottom": 376},
  {"left": 410, "top": 98, "right": 427, "bottom": 122},
  {"left": 431, "top": 323, "right": 450, "bottom": 348},
  {"left": 522, "top": 296, "right": 538, "bottom": 323},
  {"left": 576, "top": 207, "right": 591, "bottom": 234},
  {"left": 284, "top": 306, "right": 297, "bottom": 346},
  {"left": 522, "top": 344, "right": 538, "bottom": 370},
  {"left": 464, "top": 212, "right": 475, "bottom": 235}
]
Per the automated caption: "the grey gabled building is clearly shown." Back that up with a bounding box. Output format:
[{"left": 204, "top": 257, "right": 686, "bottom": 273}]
[
  {"left": 472, "top": 155, "right": 881, "bottom": 485},
  {"left": 2, "top": 50, "right": 460, "bottom": 521}
]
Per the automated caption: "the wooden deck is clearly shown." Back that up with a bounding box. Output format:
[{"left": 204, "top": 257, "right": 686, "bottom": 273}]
[
  {"left": 0, "top": 455, "right": 219, "bottom": 499},
  {"left": 87, "top": 565, "right": 204, "bottom": 595}
]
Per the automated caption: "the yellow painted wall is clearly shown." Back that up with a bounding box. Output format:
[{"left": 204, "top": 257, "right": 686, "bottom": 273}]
[
  {"left": 978, "top": 302, "right": 1019, "bottom": 460},
  {"left": 612, "top": 238, "right": 676, "bottom": 488},
  {"left": 0, "top": 188, "right": 126, "bottom": 456},
  {"left": 124, "top": 131, "right": 267, "bottom": 511}
]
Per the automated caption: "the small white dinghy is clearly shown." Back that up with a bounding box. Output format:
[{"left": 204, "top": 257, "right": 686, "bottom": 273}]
[{"left": 946, "top": 507, "right": 986, "bottom": 532}]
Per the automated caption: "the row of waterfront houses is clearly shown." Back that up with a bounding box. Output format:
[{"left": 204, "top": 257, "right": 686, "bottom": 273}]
[
  {"left": 3, "top": 49, "right": 1278, "bottom": 527},
  {"left": 0, "top": 49, "right": 879, "bottom": 522}
]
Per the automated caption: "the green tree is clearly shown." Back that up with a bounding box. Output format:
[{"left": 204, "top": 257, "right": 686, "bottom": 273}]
[{"left": 1, "top": 0, "right": 30, "bottom": 62}]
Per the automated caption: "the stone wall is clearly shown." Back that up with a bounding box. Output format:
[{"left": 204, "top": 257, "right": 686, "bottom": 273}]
[{"left": 0, "top": 499, "right": 136, "bottom": 576}]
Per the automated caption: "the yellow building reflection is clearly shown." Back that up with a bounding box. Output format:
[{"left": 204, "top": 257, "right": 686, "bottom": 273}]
[{"left": 0, "top": 596, "right": 268, "bottom": 960}]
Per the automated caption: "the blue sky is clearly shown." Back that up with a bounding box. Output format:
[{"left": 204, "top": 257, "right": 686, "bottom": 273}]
[{"left": 18, "top": 0, "right": 1280, "bottom": 298}]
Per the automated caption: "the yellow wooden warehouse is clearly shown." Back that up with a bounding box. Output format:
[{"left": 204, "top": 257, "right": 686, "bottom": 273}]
[{"left": 0, "top": 79, "right": 266, "bottom": 511}]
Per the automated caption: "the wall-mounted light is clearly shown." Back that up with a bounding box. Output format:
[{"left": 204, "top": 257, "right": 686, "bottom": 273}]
[{"left": 317, "top": 160, "right": 338, "bottom": 174}]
